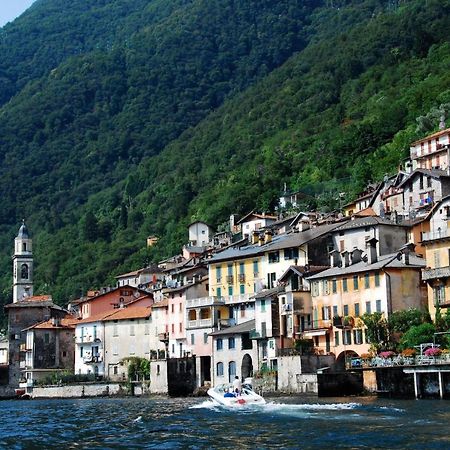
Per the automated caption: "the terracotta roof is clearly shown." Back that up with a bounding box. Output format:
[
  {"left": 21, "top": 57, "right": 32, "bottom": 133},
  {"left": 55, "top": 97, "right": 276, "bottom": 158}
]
[
  {"left": 24, "top": 315, "right": 78, "bottom": 331},
  {"left": 353, "top": 207, "right": 377, "bottom": 217},
  {"left": 411, "top": 127, "right": 450, "bottom": 146},
  {"left": 26, "top": 295, "right": 52, "bottom": 302},
  {"left": 104, "top": 306, "right": 151, "bottom": 321}
]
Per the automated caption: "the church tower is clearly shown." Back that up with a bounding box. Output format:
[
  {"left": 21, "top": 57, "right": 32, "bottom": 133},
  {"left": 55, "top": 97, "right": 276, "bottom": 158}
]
[{"left": 12, "top": 220, "right": 33, "bottom": 303}]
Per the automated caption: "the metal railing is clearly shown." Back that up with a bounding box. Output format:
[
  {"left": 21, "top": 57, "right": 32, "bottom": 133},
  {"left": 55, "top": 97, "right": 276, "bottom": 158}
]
[
  {"left": 422, "top": 228, "right": 450, "bottom": 242},
  {"left": 185, "top": 296, "right": 225, "bottom": 308}
]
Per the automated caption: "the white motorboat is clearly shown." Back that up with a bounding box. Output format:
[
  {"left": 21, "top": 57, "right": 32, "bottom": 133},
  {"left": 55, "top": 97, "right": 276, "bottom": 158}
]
[{"left": 207, "top": 383, "right": 266, "bottom": 407}]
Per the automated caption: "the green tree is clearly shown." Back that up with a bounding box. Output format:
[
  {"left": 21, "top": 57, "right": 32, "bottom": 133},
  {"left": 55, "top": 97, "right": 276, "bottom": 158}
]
[{"left": 361, "top": 312, "right": 389, "bottom": 352}]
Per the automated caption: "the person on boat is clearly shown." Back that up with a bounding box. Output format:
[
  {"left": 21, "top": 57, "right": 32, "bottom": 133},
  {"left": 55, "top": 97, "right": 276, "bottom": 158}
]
[
  {"left": 224, "top": 388, "right": 235, "bottom": 398},
  {"left": 232, "top": 376, "right": 242, "bottom": 395}
]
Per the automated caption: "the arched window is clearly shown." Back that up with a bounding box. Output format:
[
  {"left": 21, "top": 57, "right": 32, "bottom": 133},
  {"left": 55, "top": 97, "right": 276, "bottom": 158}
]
[
  {"left": 21, "top": 264, "right": 29, "bottom": 280},
  {"left": 228, "top": 361, "right": 236, "bottom": 382},
  {"left": 216, "top": 362, "right": 224, "bottom": 377}
]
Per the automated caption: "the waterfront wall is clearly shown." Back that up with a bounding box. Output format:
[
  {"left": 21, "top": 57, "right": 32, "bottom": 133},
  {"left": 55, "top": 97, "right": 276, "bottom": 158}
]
[
  {"left": 32, "top": 383, "right": 124, "bottom": 399},
  {"left": 317, "top": 372, "right": 363, "bottom": 397},
  {"left": 149, "top": 360, "right": 168, "bottom": 394},
  {"left": 0, "top": 385, "right": 15, "bottom": 399}
]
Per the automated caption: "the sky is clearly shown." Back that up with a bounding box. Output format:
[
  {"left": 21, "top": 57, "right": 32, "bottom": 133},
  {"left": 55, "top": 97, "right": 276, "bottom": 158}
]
[{"left": 0, "top": 0, "right": 35, "bottom": 27}]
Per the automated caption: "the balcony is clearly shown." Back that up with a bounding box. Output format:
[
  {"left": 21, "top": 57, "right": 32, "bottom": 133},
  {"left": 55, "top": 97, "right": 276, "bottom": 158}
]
[
  {"left": 422, "top": 266, "right": 450, "bottom": 281},
  {"left": 238, "top": 273, "right": 246, "bottom": 283},
  {"left": 421, "top": 228, "right": 450, "bottom": 243},
  {"left": 223, "top": 293, "right": 253, "bottom": 305},
  {"left": 226, "top": 275, "right": 234, "bottom": 284},
  {"left": 158, "top": 332, "right": 169, "bottom": 342},
  {"left": 187, "top": 317, "right": 215, "bottom": 329},
  {"left": 303, "top": 320, "right": 332, "bottom": 331},
  {"left": 185, "top": 296, "right": 225, "bottom": 308},
  {"left": 333, "top": 316, "right": 354, "bottom": 329},
  {"left": 76, "top": 335, "right": 101, "bottom": 344},
  {"left": 84, "top": 355, "right": 102, "bottom": 364}
]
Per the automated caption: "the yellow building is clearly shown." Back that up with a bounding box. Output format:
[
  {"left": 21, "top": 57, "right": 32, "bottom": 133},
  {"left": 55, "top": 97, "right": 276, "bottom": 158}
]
[
  {"left": 421, "top": 196, "right": 450, "bottom": 320},
  {"left": 307, "top": 242, "right": 427, "bottom": 365}
]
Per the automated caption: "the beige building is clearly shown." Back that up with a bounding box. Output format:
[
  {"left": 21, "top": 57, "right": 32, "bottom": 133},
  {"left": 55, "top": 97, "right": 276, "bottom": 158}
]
[{"left": 307, "top": 241, "right": 427, "bottom": 365}]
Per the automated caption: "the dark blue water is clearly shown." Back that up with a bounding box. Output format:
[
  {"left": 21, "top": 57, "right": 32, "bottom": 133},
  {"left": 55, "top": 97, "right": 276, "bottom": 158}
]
[{"left": 0, "top": 396, "right": 449, "bottom": 449}]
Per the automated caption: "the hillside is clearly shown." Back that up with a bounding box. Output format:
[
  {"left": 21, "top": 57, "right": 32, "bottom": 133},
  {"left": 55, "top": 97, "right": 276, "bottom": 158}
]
[{"left": 0, "top": 0, "right": 450, "bottom": 328}]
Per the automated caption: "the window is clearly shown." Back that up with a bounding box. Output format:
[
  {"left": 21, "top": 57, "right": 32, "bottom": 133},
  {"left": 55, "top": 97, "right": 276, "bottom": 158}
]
[
  {"left": 343, "top": 278, "right": 348, "bottom": 292},
  {"left": 21, "top": 263, "right": 29, "bottom": 280},
  {"left": 312, "top": 281, "right": 319, "bottom": 297},
  {"left": 343, "top": 305, "right": 349, "bottom": 316},
  {"left": 240, "top": 304, "right": 246, "bottom": 318},
  {"left": 353, "top": 329, "right": 363, "bottom": 345},
  {"left": 228, "top": 286, "right": 233, "bottom": 296},
  {"left": 332, "top": 279, "right": 337, "bottom": 294},
  {"left": 227, "top": 264, "right": 233, "bottom": 276},
  {"left": 253, "top": 260, "right": 259, "bottom": 275},
  {"left": 229, "top": 361, "right": 236, "bottom": 379},
  {"left": 203, "top": 333, "right": 208, "bottom": 344},
  {"left": 80, "top": 347, "right": 84, "bottom": 358},
  {"left": 179, "top": 323, "right": 183, "bottom": 332},
  {"left": 364, "top": 273, "right": 370, "bottom": 289},
  {"left": 191, "top": 334, "right": 195, "bottom": 345},
  {"left": 366, "top": 301, "right": 372, "bottom": 314},
  {"left": 343, "top": 330, "right": 352, "bottom": 345},
  {"left": 239, "top": 262, "right": 245, "bottom": 274},
  {"left": 376, "top": 300, "right": 382, "bottom": 313},
  {"left": 334, "top": 331, "right": 340, "bottom": 346},
  {"left": 240, "top": 284, "right": 245, "bottom": 295},
  {"left": 374, "top": 272, "right": 380, "bottom": 287},
  {"left": 130, "top": 324, "right": 135, "bottom": 336},
  {"left": 93, "top": 325, "right": 97, "bottom": 339},
  {"left": 354, "top": 303, "right": 360, "bottom": 317},
  {"left": 217, "top": 338, "right": 223, "bottom": 351},
  {"left": 322, "top": 306, "right": 331, "bottom": 320},
  {"left": 427, "top": 176, "right": 432, "bottom": 188},
  {"left": 261, "top": 300, "right": 266, "bottom": 312},
  {"left": 333, "top": 305, "right": 338, "bottom": 317},
  {"left": 179, "top": 303, "right": 182, "bottom": 312},
  {"left": 434, "top": 286, "right": 446, "bottom": 305},
  {"left": 216, "top": 266, "right": 222, "bottom": 282},
  {"left": 353, "top": 276, "right": 359, "bottom": 290},
  {"left": 323, "top": 280, "right": 329, "bottom": 295},
  {"left": 268, "top": 251, "right": 280, "bottom": 263},
  {"left": 171, "top": 304, "right": 174, "bottom": 313},
  {"left": 113, "top": 366, "right": 118, "bottom": 375},
  {"left": 171, "top": 324, "right": 175, "bottom": 333},
  {"left": 113, "top": 324, "right": 119, "bottom": 337},
  {"left": 268, "top": 272, "right": 277, "bottom": 289},
  {"left": 216, "top": 287, "right": 222, "bottom": 298},
  {"left": 228, "top": 337, "right": 235, "bottom": 349},
  {"left": 284, "top": 248, "right": 299, "bottom": 260},
  {"left": 217, "top": 362, "right": 224, "bottom": 377}
]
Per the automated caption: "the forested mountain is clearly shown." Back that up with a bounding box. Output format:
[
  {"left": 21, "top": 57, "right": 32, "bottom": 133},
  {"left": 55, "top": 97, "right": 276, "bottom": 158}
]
[{"left": 0, "top": 0, "right": 449, "bottom": 327}]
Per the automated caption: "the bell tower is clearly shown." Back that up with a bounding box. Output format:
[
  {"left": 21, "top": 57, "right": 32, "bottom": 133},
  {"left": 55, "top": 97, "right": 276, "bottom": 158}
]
[{"left": 12, "top": 220, "right": 33, "bottom": 303}]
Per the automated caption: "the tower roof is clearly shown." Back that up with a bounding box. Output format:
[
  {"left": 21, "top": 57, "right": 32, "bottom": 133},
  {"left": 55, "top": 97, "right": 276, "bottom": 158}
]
[{"left": 17, "top": 220, "right": 29, "bottom": 239}]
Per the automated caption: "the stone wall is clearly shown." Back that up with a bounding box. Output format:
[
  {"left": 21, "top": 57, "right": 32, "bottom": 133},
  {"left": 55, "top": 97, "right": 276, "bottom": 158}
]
[
  {"left": 0, "top": 385, "right": 15, "bottom": 399},
  {"left": 149, "top": 360, "right": 168, "bottom": 394},
  {"left": 31, "top": 383, "right": 124, "bottom": 398}
]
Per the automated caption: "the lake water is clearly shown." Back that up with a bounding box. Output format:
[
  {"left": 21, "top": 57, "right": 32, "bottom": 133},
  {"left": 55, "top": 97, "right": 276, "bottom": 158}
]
[{"left": 1, "top": 395, "right": 449, "bottom": 449}]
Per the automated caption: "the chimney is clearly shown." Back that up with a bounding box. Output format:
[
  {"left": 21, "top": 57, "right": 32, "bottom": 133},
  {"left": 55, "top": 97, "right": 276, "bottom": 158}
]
[
  {"left": 298, "top": 219, "right": 310, "bottom": 232},
  {"left": 251, "top": 231, "right": 259, "bottom": 245},
  {"left": 351, "top": 248, "right": 363, "bottom": 264},
  {"left": 52, "top": 317, "right": 61, "bottom": 327},
  {"left": 401, "top": 242, "right": 416, "bottom": 265},
  {"left": 366, "top": 237, "right": 378, "bottom": 264},
  {"left": 264, "top": 229, "right": 273, "bottom": 244},
  {"left": 341, "top": 251, "right": 350, "bottom": 268},
  {"left": 329, "top": 249, "right": 341, "bottom": 268}
]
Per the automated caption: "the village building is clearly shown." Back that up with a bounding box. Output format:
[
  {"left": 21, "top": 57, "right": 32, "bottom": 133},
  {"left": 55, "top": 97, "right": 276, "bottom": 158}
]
[
  {"left": 410, "top": 126, "right": 450, "bottom": 172},
  {"left": 420, "top": 196, "right": 450, "bottom": 320},
  {"left": 68, "top": 285, "right": 151, "bottom": 319},
  {"left": 115, "top": 265, "right": 163, "bottom": 289},
  {"left": 236, "top": 211, "right": 277, "bottom": 239},
  {"left": 209, "top": 320, "right": 257, "bottom": 385},
  {"left": 21, "top": 316, "right": 76, "bottom": 389},
  {"left": 307, "top": 240, "right": 427, "bottom": 365}
]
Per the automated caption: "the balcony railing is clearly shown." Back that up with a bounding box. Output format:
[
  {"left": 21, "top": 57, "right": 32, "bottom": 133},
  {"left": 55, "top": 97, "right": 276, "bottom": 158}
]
[
  {"left": 226, "top": 275, "right": 234, "bottom": 284},
  {"left": 84, "top": 355, "right": 102, "bottom": 364},
  {"left": 422, "top": 266, "right": 450, "bottom": 281},
  {"left": 422, "top": 228, "right": 450, "bottom": 242},
  {"left": 187, "top": 318, "right": 214, "bottom": 329},
  {"left": 185, "top": 296, "right": 225, "bottom": 308},
  {"left": 76, "top": 335, "right": 101, "bottom": 344},
  {"left": 223, "top": 293, "right": 253, "bottom": 305},
  {"left": 303, "top": 320, "right": 332, "bottom": 330},
  {"left": 238, "top": 273, "right": 246, "bottom": 283}
]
